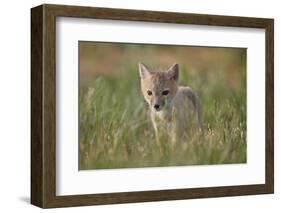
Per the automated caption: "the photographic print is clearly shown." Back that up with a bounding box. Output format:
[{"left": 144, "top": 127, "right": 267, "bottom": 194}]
[
  {"left": 79, "top": 42, "right": 247, "bottom": 170},
  {"left": 31, "top": 4, "right": 273, "bottom": 208}
]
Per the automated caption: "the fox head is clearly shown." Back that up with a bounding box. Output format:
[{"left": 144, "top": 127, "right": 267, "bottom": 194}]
[{"left": 139, "top": 63, "right": 179, "bottom": 112}]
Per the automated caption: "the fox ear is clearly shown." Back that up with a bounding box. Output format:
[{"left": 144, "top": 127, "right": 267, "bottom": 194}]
[
  {"left": 139, "top": 63, "right": 152, "bottom": 79},
  {"left": 167, "top": 64, "right": 179, "bottom": 81}
]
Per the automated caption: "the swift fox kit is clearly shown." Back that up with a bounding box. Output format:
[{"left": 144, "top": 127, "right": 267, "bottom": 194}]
[{"left": 139, "top": 63, "right": 203, "bottom": 145}]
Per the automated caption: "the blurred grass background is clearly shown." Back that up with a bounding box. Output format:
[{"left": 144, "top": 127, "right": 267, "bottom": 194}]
[{"left": 79, "top": 41, "right": 246, "bottom": 170}]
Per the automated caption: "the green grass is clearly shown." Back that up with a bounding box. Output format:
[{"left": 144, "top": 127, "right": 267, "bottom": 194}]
[{"left": 79, "top": 64, "right": 246, "bottom": 170}]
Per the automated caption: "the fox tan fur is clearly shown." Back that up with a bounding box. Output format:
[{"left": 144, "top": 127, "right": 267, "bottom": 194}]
[{"left": 139, "top": 63, "right": 203, "bottom": 145}]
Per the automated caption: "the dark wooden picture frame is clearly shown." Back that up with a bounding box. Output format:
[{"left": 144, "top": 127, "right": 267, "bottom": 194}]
[{"left": 31, "top": 4, "right": 274, "bottom": 208}]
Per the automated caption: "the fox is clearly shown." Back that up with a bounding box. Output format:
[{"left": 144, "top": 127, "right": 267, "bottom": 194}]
[{"left": 139, "top": 63, "right": 203, "bottom": 146}]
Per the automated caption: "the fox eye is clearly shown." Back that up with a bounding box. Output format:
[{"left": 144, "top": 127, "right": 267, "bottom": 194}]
[
  {"left": 147, "top": 90, "right": 152, "bottom": 96},
  {"left": 162, "top": 90, "right": 170, "bottom": 96}
]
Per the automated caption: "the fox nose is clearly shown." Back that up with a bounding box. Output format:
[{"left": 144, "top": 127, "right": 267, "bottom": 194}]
[{"left": 154, "top": 104, "right": 160, "bottom": 110}]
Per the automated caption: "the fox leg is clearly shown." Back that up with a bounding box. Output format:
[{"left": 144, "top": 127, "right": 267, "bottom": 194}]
[
  {"left": 167, "top": 122, "right": 177, "bottom": 145},
  {"left": 150, "top": 113, "right": 161, "bottom": 147}
]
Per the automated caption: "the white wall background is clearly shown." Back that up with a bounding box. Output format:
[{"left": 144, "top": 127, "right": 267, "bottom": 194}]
[{"left": 0, "top": 0, "right": 279, "bottom": 212}]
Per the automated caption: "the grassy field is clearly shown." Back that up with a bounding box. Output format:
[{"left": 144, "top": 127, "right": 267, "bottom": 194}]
[{"left": 79, "top": 48, "right": 247, "bottom": 170}]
